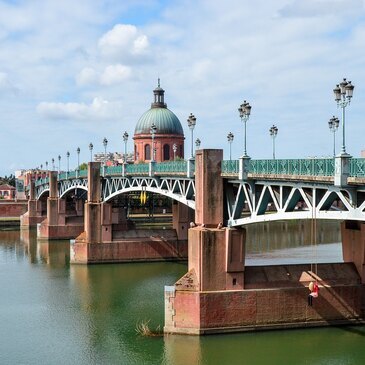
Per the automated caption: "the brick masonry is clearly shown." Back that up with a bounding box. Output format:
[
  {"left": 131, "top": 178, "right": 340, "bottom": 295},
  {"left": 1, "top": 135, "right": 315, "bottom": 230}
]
[
  {"left": 165, "top": 263, "right": 365, "bottom": 334},
  {"left": 0, "top": 201, "right": 27, "bottom": 218}
]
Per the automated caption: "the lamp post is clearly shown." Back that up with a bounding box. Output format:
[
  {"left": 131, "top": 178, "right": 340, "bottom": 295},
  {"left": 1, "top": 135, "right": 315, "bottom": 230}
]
[
  {"left": 238, "top": 100, "right": 252, "bottom": 157},
  {"left": 150, "top": 123, "right": 157, "bottom": 162},
  {"left": 123, "top": 131, "right": 129, "bottom": 163},
  {"left": 173, "top": 143, "right": 177, "bottom": 161},
  {"left": 58, "top": 155, "right": 61, "bottom": 173},
  {"left": 328, "top": 116, "right": 340, "bottom": 158},
  {"left": 66, "top": 151, "right": 70, "bottom": 172},
  {"left": 195, "top": 138, "right": 201, "bottom": 151},
  {"left": 227, "top": 132, "right": 234, "bottom": 160},
  {"left": 89, "top": 143, "right": 93, "bottom": 162},
  {"left": 77, "top": 147, "right": 80, "bottom": 171},
  {"left": 269, "top": 125, "right": 278, "bottom": 159},
  {"left": 187, "top": 113, "right": 197, "bottom": 159},
  {"left": 52, "top": 158, "right": 55, "bottom": 171},
  {"left": 333, "top": 78, "right": 354, "bottom": 155},
  {"left": 45, "top": 161, "right": 48, "bottom": 171},
  {"left": 103, "top": 137, "right": 108, "bottom": 165}
]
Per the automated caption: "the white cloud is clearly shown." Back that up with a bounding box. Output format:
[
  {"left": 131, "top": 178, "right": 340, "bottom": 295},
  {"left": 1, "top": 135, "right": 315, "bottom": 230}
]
[
  {"left": 98, "top": 24, "right": 150, "bottom": 61},
  {"left": 76, "top": 67, "right": 98, "bottom": 86},
  {"left": 76, "top": 64, "right": 132, "bottom": 86},
  {"left": 100, "top": 64, "right": 132, "bottom": 85},
  {"left": 36, "top": 97, "right": 122, "bottom": 121}
]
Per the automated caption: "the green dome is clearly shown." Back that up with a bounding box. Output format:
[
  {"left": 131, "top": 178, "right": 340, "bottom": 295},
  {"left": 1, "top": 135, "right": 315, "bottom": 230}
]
[{"left": 134, "top": 107, "right": 184, "bottom": 135}]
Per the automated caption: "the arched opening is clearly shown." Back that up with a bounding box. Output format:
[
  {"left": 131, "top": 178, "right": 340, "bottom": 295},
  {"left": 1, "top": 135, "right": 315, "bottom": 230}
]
[
  {"left": 163, "top": 144, "right": 170, "bottom": 161},
  {"left": 145, "top": 144, "right": 151, "bottom": 161}
]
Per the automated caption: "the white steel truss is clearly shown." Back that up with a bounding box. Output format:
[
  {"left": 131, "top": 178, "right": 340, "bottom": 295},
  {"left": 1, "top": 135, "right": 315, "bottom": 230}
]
[{"left": 225, "top": 179, "right": 365, "bottom": 226}]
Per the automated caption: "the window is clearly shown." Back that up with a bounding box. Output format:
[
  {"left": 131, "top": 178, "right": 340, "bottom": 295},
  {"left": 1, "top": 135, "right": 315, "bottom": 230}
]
[
  {"left": 145, "top": 144, "right": 151, "bottom": 160},
  {"left": 163, "top": 144, "right": 170, "bottom": 161}
]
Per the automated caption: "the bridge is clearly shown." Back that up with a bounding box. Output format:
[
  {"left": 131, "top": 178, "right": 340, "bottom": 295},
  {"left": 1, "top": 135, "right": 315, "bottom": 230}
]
[
  {"left": 21, "top": 150, "right": 365, "bottom": 335},
  {"left": 32, "top": 155, "right": 365, "bottom": 226}
]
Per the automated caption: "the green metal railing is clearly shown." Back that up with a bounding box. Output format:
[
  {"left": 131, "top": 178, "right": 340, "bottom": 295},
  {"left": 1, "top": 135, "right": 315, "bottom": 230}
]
[
  {"left": 35, "top": 158, "right": 365, "bottom": 186},
  {"left": 105, "top": 166, "right": 123, "bottom": 175},
  {"left": 125, "top": 163, "right": 149, "bottom": 174},
  {"left": 249, "top": 159, "right": 335, "bottom": 176},
  {"left": 154, "top": 161, "right": 187, "bottom": 174},
  {"left": 350, "top": 158, "right": 365, "bottom": 177},
  {"left": 221, "top": 160, "right": 239, "bottom": 174}
]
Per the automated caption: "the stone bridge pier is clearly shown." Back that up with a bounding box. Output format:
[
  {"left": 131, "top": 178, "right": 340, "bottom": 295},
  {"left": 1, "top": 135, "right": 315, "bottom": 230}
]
[
  {"left": 20, "top": 179, "right": 46, "bottom": 228},
  {"left": 71, "top": 162, "right": 190, "bottom": 264},
  {"left": 164, "top": 149, "right": 365, "bottom": 335},
  {"left": 37, "top": 171, "right": 84, "bottom": 240}
]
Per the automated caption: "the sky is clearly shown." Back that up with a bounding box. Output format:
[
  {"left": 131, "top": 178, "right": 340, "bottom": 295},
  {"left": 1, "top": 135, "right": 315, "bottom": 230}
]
[{"left": 1, "top": 0, "right": 365, "bottom": 176}]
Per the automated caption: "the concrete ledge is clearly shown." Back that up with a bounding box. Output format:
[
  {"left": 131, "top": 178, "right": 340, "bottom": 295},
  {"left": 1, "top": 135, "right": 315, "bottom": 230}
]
[
  {"left": 71, "top": 238, "right": 188, "bottom": 264},
  {"left": 165, "top": 318, "right": 365, "bottom": 335}
]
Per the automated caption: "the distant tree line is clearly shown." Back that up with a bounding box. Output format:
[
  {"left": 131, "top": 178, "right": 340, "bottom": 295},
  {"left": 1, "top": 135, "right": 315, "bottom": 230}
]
[{"left": 0, "top": 174, "right": 15, "bottom": 187}]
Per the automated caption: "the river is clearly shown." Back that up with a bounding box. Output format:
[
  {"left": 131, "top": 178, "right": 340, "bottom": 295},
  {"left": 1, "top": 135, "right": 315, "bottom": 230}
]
[{"left": 1, "top": 221, "right": 364, "bottom": 365}]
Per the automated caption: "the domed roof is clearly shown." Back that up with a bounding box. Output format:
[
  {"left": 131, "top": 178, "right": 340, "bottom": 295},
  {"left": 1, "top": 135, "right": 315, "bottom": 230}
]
[
  {"left": 134, "top": 107, "right": 184, "bottom": 135},
  {"left": 134, "top": 80, "right": 184, "bottom": 135}
]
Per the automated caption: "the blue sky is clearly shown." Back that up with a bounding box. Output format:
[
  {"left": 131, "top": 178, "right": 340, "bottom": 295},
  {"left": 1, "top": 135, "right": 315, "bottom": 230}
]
[{"left": 1, "top": 0, "right": 365, "bottom": 176}]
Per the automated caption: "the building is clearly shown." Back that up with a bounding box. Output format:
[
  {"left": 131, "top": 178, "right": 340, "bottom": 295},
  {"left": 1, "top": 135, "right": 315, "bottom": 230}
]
[
  {"left": 0, "top": 184, "right": 16, "bottom": 200},
  {"left": 133, "top": 80, "right": 185, "bottom": 162}
]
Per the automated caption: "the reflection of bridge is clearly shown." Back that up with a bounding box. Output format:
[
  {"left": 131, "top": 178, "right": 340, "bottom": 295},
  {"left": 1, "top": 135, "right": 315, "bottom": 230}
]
[
  {"left": 21, "top": 151, "right": 365, "bottom": 335},
  {"left": 34, "top": 156, "right": 365, "bottom": 225}
]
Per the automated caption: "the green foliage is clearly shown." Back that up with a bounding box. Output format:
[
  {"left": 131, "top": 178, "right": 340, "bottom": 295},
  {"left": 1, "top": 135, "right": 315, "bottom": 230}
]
[
  {"left": 0, "top": 174, "right": 15, "bottom": 187},
  {"left": 79, "top": 162, "right": 88, "bottom": 170}
]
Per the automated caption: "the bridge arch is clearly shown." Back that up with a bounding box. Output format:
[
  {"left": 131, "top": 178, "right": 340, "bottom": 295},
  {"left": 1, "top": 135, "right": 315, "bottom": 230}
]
[{"left": 103, "top": 186, "right": 195, "bottom": 209}]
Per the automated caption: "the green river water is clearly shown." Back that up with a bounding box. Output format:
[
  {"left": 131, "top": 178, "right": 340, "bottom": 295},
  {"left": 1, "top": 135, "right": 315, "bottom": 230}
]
[{"left": 1, "top": 221, "right": 365, "bottom": 365}]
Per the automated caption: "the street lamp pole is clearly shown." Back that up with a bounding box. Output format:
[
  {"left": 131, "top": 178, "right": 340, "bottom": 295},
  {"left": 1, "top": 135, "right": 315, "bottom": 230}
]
[
  {"left": 66, "top": 151, "right": 70, "bottom": 172},
  {"left": 45, "top": 161, "right": 48, "bottom": 171},
  {"left": 52, "top": 158, "right": 55, "bottom": 171},
  {"left": 89, "top": 143, "right": 93, "bottom": 162},
  {"left": 195, "top": 138, "right": 201, "bottom": 153},
  {"left": 238, "top": 100, "right": 252, "bottom": 157},
  {"left": 123, "top": 131, "right": 129, "bottom": 163},
  {"left": 269, "top": 125, "right": 278, "bottom": 159},
  {"left": 103, "top": 137, "right": 108, "bottom": 165},
  {"left": 328, "top": 116, "right": 340, "bottom": 158},
  {"left": 333, "top": 78, "right": 354, "bottom": 155},
  {"left": 77, "top": 147, "right": 80, "bottom": 171},
  {"left": 227, "top": 132, "right": 234, "bottom": 161},
  {"left": 150, "top": 123, "right": 157, "bottom": 162},
  {"left": 173, "top": 143, "right": 177, "bottom": 161},
  {"left": 187, "top": 113, "right": 197, "bottom": 158},
  {"left": 58, "top": 155, "right": 61, "bottom": 174}
]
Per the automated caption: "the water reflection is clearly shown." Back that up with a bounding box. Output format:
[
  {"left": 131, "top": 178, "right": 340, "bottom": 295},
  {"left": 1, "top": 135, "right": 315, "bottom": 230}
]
[
  {"left": 1, "top": 221, "right": 365, "bottom": 365},
  {"left": 246, "top": 220, "right": 341, "bottom": 252}
]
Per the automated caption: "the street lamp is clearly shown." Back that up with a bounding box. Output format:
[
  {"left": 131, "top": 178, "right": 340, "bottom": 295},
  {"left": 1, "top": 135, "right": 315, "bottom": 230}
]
[
  {"left": 66, "top": 151, "right": 70, "bottom": 172},
  {"left": 269, "top": 125, "right": 278, "bottom": 159},
  {"left": 123, "top": 131, "right": 129, "bottom": 163},
  {"left": 52, "top": 158, "right": 55, "bottom": 171},
  {"left": 103, "top": 137, "right": 108, "bottom": 165},
  {"left": 58, "top": 155, "right": 61, "bottom": 173},
  {"left": 328, "top": 116, "right": 340, "bottom": 158},
  {"left": 150, "top": 123, "right": 157, "bottom": 161},
  {"left": 187, "top": 113, "right": 197, "bottom": 158},
  {"left": 195, "top": 138, "right": 201, "bottom": 151},
  {"left": 77, "top": 147, "right": 80, "bottom": 171},
  {"left": 89, "top": 143, "right": 93, "bottom": 162},
  {"left": 238, "top": 100, "right": 252, "bottom": 157},
  {"left": 227, "top": 132, "right": 234, "bottom": 160},
  {"left": 45, "top": 161, "right": 48, "bottom": 171},
  {"left": 173, "top": 143, "right": 177, "bottom": 161},
  {"left": 333, "top": 78, "right": 354, "bottom": 155}
]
